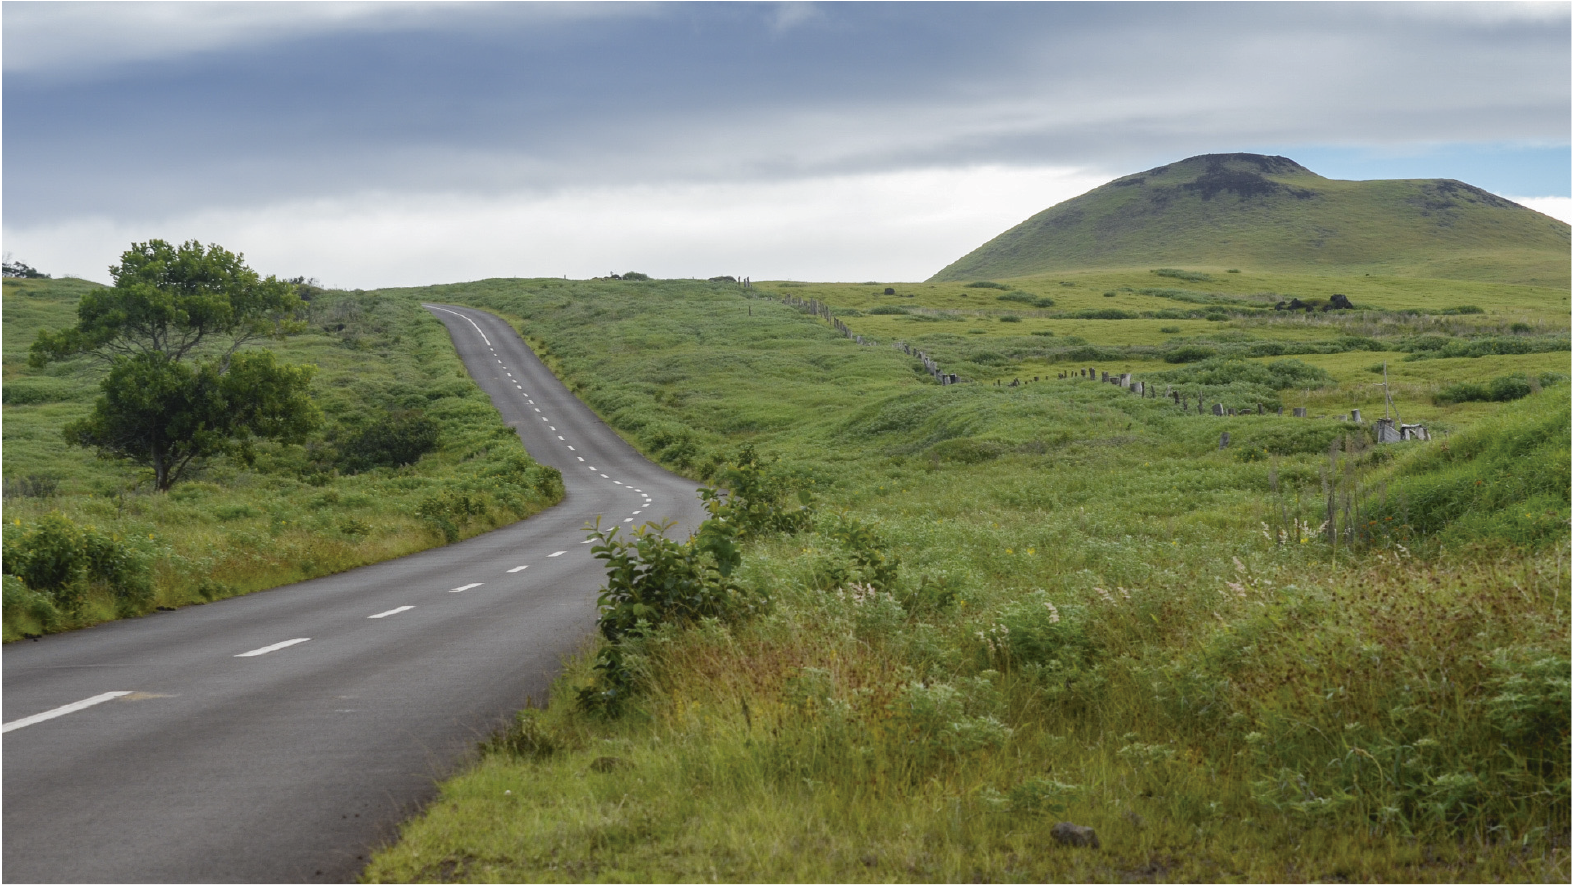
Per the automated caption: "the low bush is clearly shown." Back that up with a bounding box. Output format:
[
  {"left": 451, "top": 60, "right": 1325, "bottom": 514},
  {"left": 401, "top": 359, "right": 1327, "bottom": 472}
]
[
  {"left": 996, "top": 292, "right": 1055, "bottom": 308},
  {"left": 1058, "top": 308, "right": 1138, "bottom": 320},
  {"left": 1, "top": 513, "right": 152, "bottom": 615},
  {"left": 1399, "top": 334, "right": 1569, "bottom": 361},
  {"left": 1154, "top": 357, "right": 1332, "bottom": 390},
  {"left": 1152, "top": 268, "right": 1213, "bottom": 283},
  {"left": 338, "top": 408, "right": 441, "bottom": 473},
  {"left": 1433, "top": 374, "right": 1538, "bottom": 405},
  {"left": 1163, "top": 344, "right": 1217, "bottom": 363},
  {"left": 963, "top": 281, "right": 1007, "bottom": 289}
]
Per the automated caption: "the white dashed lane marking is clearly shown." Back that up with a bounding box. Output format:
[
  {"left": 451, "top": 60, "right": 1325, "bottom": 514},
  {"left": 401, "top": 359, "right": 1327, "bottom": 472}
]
[
  {"left": 450, "top": 583, "right": 483, "bottom": 593},
  {"left": 3, "top": 691, "right": 134, "bottom": 733},
  {"left": 548, "top": 551, "right": 566, "bottom": 558},
  {"left": 368, "top": 606, "right": 414, "bottom": 619},
  {"left": 567, "top": 446, "right": 575, "bottom": 451},
  {"left": 622, "top": 518, "right": 634, "bottom": 523},
  {"left": 236, "top": 638, "right": 310, "bottom": 658},
  {"left": 507, "top": 565, "right": 528, "bottom": 573}
]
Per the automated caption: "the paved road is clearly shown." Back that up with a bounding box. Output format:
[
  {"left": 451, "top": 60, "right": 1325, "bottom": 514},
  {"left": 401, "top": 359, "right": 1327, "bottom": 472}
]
[{"left": 2, "top": 304, "right": 705, "bottom": 883}]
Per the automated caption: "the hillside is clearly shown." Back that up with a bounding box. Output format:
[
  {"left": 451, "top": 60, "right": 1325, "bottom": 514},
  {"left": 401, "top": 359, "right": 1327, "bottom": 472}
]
[{"left": 930, "top": 153, "right": 1571, "bottom": 287}]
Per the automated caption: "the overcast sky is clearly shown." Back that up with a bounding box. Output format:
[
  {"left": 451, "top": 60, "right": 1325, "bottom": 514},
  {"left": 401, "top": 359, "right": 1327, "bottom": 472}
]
[{"left": 4, "top": 1, "right": 1568, "bottom": 288}]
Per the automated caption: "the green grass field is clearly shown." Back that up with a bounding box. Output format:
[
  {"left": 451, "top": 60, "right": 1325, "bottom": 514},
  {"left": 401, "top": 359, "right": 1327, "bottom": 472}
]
[
  {"left": 2, "top": 277, "right": 562, "bottom": 638},
  {"left": 360, "top": 271, "right": 1568, "bottom": 882}
]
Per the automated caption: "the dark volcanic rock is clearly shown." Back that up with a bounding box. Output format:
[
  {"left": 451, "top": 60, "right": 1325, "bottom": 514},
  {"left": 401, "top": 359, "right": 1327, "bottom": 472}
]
[{"left": 1051, "top": 821, "right": 1101, "bottom": 849}]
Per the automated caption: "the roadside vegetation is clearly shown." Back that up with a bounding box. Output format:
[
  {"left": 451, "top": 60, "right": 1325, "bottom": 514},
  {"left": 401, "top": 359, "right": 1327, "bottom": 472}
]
[
  {"left": 2, "top": 271, "right": 561, "bottom": 640},
  {"left": 364, "top": 273, "right": 1567, "bottom": 882}
]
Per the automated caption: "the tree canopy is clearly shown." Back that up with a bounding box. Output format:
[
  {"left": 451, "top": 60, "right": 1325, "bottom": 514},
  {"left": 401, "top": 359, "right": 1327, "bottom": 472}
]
[
  {"left": 31, "top": 240, "right": 319, "bottom": 491},
  {"left": 30, "top": 239, "right": 304, "bottom": 368}
]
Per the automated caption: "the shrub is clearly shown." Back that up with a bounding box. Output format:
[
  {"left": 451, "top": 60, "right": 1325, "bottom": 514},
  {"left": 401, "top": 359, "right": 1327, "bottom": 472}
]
[
  {"left": 997, "top": 292, "right": 1055, "bottom": 308},
  {"left": 963, "top": 281, "right": 1007, "bottom": 289},
  {"left": 2, "top": 573, "right": 61, "bottom": 632},
  {"left": 1156, "top": 357, "right": 1331, "bottom": 390},
  {"left": 1159, "top": 325, "right": 1182, "bottom": 334},
  {"left": 415, "top": 490, "right": 489, "bottom": 542},
  {"left": 929, "top": 437, "right": 1007, "bottom": 464},
  {"left": 1433, "top": 375, "right": 1535, "bottom": 406},
  {"left": 579, "top": 515, "right": 750, "bottom": 713},
  {"left": 1060, "top": 308, "right": 1137, "bottom": 320},
  {"left": 1484, "top": 648, "right": 1571, "bottom": 756},
  {"left": 1, "top": 378, "right": 90, "bottom": 405},
  {"left": 620, "top": 272, "right": 651, "bottom": 281},
  {"left": 1163, "top": 345, "right": 1217, "bottom": 363},
  {"left": 1400, "top": 334, "right": 1570, "bottom": 361},
  {"left": 704, "top": 444, "right": 813, "bottom": 537},
  {"left": 1, "top": 513, "right": 152, "bottom": 613},
  {"left": 820, "top": 514, "right": 900, "bottom": 592},
  {"left": 1152, "top": 268, "right": 1213, "bottom": 283},
  {"left": 3, "top": 474, "right": 61, "bottom": 500},
  {"left": 999, "top": 315, "right": 1021, "bottom": 323},
  {"left": 3, "top": 259, "right": 49, "bottom": 278},
  {"left": 867, "top": 305, "right": 909, "bottom": 315},
  {"left": 338, "top": 408, "right": 441, "bottom": 473}
]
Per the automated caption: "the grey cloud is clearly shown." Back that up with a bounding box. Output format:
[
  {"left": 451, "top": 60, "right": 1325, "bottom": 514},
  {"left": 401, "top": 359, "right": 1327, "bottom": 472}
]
[{"left": 3, "top": 2, "right": 1566, "bottom": 228}]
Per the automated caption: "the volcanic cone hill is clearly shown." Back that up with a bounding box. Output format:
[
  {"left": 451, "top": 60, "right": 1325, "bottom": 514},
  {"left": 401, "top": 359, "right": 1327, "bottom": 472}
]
[{"left": 930, "top": 153, "right": 1571, "bottom": 287}]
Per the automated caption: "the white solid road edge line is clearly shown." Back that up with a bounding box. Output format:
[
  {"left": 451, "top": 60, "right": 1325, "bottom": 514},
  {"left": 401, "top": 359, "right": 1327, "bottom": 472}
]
[
  {"left": 368, "top": 606, "right": 415, "bottom": 619},
  {"left": 2, "top": 691, "right": 133, "bottom": 733},
  {"left": 236, "top": 638, "right": 310, "bottom": 657},
  {"left": 450, "top": 583, "right": 484, "bottom": 593}
]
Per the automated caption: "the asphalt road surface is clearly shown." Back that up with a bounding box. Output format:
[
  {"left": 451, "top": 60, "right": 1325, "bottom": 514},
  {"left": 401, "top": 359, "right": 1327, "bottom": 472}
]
[{"left": 2, "top": 304, "right": 705, "bottom": 883}]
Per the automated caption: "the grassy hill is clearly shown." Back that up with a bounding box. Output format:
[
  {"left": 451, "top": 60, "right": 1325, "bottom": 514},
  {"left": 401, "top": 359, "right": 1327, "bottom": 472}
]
[{"left": 930, "top": 153, "right": 1571, "bottom": 287}]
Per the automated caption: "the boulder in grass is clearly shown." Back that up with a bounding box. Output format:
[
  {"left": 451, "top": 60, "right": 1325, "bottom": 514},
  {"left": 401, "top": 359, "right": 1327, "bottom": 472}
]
[{"left": 1051, "top": 821, "right": 1100, "bottom": 849}]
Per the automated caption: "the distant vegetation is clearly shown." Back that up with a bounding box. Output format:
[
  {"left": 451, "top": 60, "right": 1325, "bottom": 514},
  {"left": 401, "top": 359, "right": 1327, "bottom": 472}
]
[
  {"left": 996, "top": 290, "right": 1055, "bottom": 308},
  {"left": 2, "top": 259, "right": 49, "bottom": 279},
  {"left": 1432, "top": 373, "right": 1558, "bottom": 405}
]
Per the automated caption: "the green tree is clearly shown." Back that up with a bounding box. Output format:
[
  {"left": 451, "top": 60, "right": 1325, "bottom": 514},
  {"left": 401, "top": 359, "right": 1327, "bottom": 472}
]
[{"left": 30, "top": 240, "right": 319, "bottom": 490}]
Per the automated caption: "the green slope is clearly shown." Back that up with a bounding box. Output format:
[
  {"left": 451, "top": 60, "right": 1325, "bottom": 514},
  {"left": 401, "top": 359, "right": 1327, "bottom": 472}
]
[{"left": 930, "top": 153, "right": 1571, "bottom": 287}]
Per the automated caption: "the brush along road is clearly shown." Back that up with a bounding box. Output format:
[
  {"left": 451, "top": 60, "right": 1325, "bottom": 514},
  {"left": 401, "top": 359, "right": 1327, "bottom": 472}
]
[{"left": 2, "top": 304, "right": 705, "bottom": 883}]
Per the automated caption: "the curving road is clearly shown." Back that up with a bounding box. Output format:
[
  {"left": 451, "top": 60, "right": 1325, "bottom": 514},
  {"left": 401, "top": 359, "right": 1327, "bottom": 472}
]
[{"left": 2, "top": 304, "right": 705, "bottom": 883}]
